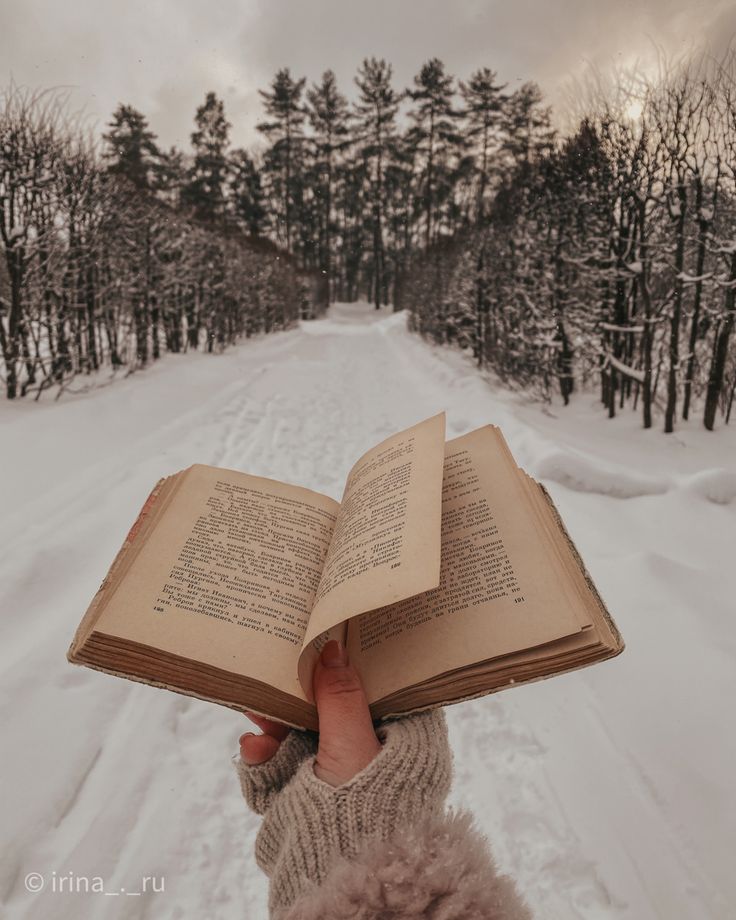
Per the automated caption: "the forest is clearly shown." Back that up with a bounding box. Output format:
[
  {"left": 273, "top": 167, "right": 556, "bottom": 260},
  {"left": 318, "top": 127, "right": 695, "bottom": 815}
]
[{"left": 1, "top": 51, "right": 734, "bottom": 430}]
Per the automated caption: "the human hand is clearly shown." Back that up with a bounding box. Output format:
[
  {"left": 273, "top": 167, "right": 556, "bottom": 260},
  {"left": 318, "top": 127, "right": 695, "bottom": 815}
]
[{"left": 240, "top": 639, "right": 382, "bottom": 788}]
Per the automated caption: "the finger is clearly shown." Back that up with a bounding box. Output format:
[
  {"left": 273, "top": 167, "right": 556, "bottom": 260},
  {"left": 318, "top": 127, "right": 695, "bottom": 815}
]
[
  {"left": 313, "top": 640, "right": 382, "bottom": 787},
  {"left": 240, "top": 731, "right": 281, "bottom": 765},
  {"left": 244, "top": 711, "right": 290, "bottom": 741}
]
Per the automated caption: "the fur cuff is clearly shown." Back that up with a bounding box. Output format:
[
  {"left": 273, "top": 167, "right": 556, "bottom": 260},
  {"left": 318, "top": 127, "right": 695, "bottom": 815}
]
[{"left": 279, "top": 809, "right": 532, "bottom": 920}]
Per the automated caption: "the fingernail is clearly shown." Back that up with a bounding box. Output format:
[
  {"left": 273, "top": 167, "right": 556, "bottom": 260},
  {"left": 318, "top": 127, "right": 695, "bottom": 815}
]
[
  {"left": 321, "top": 639, "right": 348, "bottom": 668},
  {"left": 240, "top": 733, "right": 259, "bottom": 765}
]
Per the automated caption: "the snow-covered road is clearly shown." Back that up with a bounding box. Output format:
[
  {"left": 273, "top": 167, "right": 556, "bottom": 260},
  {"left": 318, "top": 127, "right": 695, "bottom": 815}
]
[{"left": 1, "top": 302, "right": 734, "bottom": 920}]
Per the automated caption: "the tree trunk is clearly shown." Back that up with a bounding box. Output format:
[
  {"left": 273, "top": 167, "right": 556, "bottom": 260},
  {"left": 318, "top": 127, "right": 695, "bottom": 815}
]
[
  {"left": 474, "top": 242, "right": 486, "bottom": 366},
  {"left": 3, "top": 245, "right": 24, "bottom": 398},
  {"left": 85, "top": 260, "right": 99, "bottom": 371},
  {"left": 424, "top": 109, "right": 435, "bottom": 249},
  {"left": 665, "top": 189, "right": 687, "bottom": 433},
  {"left": 373, "top": 139, "right": 385, "bottom": 310},
  {"left": 682, "top": 201, "right": 710, "bottom": 420}
]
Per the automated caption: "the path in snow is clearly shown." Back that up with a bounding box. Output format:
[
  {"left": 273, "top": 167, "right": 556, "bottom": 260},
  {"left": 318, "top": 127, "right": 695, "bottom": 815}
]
[{"left": 1, "top": 302, "right": 734, "bottom": 920}]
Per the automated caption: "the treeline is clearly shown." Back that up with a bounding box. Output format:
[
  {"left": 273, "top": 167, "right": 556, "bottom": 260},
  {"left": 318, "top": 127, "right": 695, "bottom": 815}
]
[
  {"left": 252, "top": 61, "right": 552, "bottom": 304},
  {"left": 3, "top": 51, "right": 734, "bottom": 427},
  {"left": 400, "top": 54, "right": 736, "bottom": 431},
  {"left": 80, "top": 60, "right": 551, "bottom": 308},
  {"left": 0, "top": 87, "right": 324, "bottom": 400},
  {"left": 0, "top": 56, "right": 558, "bottom": 400}
]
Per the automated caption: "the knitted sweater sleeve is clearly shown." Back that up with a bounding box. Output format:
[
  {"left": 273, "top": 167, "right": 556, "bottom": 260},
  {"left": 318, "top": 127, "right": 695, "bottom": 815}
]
[{"left": 234, "top": 710, "right": 532, "bottom": 920}]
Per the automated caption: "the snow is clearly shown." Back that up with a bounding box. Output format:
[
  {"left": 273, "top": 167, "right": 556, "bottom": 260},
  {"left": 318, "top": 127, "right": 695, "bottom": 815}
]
[
  {"left": 534, "top": 449, "right": 669, "bottom": 498},
  {"left": 603, "top": 353, "right": 646, "bottom": 384},
  {"left": 599, "top": 322, "right": 644, "bottom": 333},
  {"left": 685, "top": 468, "right": 736, "bottom": 506},
  {"left": 676, "top": 271, "right": 713, "bottom": 284},
  {"left": 1, "top": 301, "right": 735, "bottom": 920}
]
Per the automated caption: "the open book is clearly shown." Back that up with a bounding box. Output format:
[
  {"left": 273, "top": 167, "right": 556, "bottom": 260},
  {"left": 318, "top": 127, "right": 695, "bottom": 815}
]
[{"left": 68, "top": 414, "right": 624, "bottom": 730}]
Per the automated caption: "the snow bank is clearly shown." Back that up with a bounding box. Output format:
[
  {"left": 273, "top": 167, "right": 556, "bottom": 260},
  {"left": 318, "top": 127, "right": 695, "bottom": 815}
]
[
  {"left": 534, "top": 449, "right": 670, "bottom": 498},
  {"left": 533, "top": 454, "right": 736, "bottom": 507},
  {"left": 684, "top": 468, "right": 736, "bottom": 505}
]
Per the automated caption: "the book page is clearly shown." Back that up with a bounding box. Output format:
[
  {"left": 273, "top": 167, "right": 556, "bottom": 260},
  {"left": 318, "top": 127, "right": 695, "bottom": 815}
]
[
  {"left": 347, "top": 426, "right": 589, "bottom": 703},
  {"left": 298, "top": 413, "right": 445, "bottom": 690},
  {"left": 92, "top": 464, "right": 339, "bottom": 700}
]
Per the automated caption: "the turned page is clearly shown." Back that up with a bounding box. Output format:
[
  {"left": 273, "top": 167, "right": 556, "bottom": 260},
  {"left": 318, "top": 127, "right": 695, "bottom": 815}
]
[
  {"left": 298, "top": 414, "right": 446, "bottom": 684},
  {"left": 90, "top": 464, "right": 339, "bottom": 701},
  {"left": 348, "top": 426, "right": 590, "bottom": 703}
]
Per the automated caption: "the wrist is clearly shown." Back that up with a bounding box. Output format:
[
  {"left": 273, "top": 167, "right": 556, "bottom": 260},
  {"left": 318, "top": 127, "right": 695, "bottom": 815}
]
[{"left": 255, "top": 710, "right": 452, "bottom": 912}]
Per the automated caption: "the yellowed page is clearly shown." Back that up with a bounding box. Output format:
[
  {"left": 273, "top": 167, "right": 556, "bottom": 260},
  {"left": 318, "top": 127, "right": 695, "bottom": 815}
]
[
  {"left": 92, "top": 464, "right": 338, "bottom": 700},
  {"left": 347, "top": 426, "right": 588, "bottom": 703},
  {"left": 298, "top": 413, "right": 445, "bottom": 690}
]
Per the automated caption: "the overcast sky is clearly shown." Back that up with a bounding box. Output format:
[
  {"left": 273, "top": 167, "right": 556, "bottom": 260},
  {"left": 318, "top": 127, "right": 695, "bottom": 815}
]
[{"left": 1, "top": 0, "right": 734, "bottom": 152}]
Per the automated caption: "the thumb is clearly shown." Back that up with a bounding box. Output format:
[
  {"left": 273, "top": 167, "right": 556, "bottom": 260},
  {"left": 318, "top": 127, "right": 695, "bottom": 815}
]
[{"left": 313, "top": 640, "right": 382, "bottom": 787}]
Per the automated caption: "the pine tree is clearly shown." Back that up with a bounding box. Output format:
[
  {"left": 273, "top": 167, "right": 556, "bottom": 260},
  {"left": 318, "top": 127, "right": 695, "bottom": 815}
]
[
  {"left": 384, "top": 129, "right": 418, "bottom": 303},
  {"left": 153, "top": 145, "right": 185, "bottom": 208},
  {"left": 407, "top": 58, "right": 459, "bottom": 248},
  {"left": 502, "top": 82, "right": 555, "bottom": 168},
  {"left": 103, "top": 104, "right": 159, "bottom": 189},
  {"left": 354, "top": 58, "right": 400, "bottom": 308},
  {"left": 458, "top": 68, "right": 507, "bottom": 219},
  {"left": 184, "top": 92, "right": 230, "bottom": 224},
  {"left": 257, "top": 69, "right": 306, "bottom": 252},
  {"left": 228, "top": 149, "right": 267, "bottom": 237},
  {"left": 333, "top": 149, "right": 368, "bottom": 301},
  {"left": 307, "top": 70, "right": 351, "bottom": 298}
]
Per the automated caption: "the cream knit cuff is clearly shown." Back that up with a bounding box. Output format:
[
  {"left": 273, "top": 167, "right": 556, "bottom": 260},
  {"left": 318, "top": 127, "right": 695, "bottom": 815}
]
[
  {"left": 234, "top": 710, "right": 452, "bottom": 915},
  {"left": 233, "top": 728, "right": 318, "bottom": 815}
]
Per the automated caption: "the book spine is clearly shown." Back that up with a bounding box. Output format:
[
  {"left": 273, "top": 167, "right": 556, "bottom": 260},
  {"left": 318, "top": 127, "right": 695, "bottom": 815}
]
[{"left": 111, "top": 479, "right": 167, "bottom": 581}]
